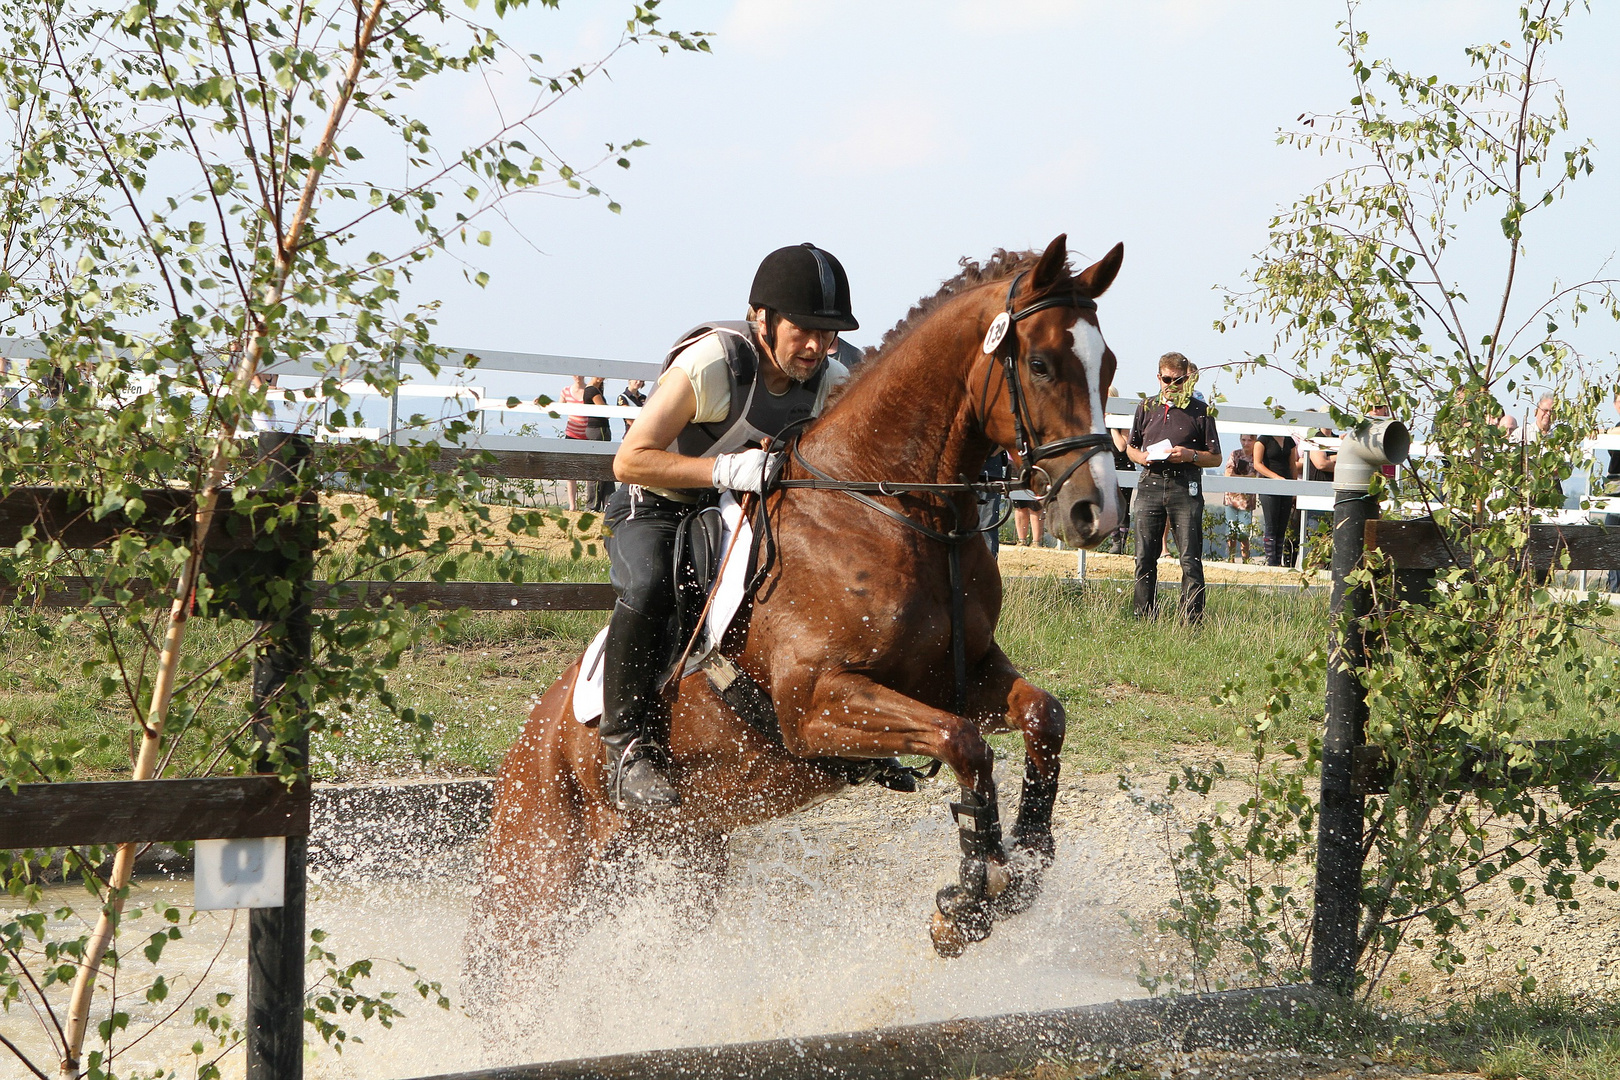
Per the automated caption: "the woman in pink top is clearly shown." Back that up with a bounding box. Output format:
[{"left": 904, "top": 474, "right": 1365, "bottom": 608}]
[{"left": 561, "top": 375, "right": 588, "bottom": 511}]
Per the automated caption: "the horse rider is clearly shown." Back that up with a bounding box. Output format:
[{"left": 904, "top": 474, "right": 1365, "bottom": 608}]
[{"left": 600, "top": 243, "right": 860, "bottom": 810}]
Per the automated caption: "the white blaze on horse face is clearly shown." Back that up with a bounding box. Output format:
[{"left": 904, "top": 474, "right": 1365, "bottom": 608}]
[{"left": 1075, "top": 319, "right": 1119, "bottom": 536}]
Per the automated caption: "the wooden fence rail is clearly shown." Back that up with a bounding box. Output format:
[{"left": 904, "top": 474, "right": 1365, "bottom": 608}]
[
  {"left": 0, "top": 576, "right": 618, "bottom": 612},
  {"left": 0, "top": 445, "right": 623, "bottom": 612},
  {"left": 1367, "top": 518, "right": 1620, "bottom": 572},
  {"left": 1351, "top": 517, "right": 1620, "bottom": 799},
  {"left": 0, "top": 778, "right": 310, "bottom": 849}
]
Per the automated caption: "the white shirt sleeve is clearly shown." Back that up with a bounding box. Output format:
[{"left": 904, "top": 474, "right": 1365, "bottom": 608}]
[{"left": 660, "top": 332, "right": 733, "bottom": 425}]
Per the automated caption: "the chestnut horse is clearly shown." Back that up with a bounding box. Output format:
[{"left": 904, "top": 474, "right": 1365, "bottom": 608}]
[{"left": 471, "top": 235, "right": 1122, "bottom": 989}]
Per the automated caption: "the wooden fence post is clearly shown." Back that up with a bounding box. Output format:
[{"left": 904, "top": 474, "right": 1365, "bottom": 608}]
[
  {"left": 246, "top": 431, "right": 315, "bottom": 1080},
  {"left": 1310, "top": 486, "right": 1371, "bottom": 992},
  {"left": 1311, "top": 421, "right": 1407, "bottom": 994}
]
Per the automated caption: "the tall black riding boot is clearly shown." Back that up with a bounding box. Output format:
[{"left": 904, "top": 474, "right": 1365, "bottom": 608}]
[{"left": 599, "top": 601, "right": 681, "bottom": 810}]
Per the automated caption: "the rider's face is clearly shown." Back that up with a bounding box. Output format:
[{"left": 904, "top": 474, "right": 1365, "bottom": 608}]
[{"left": 769, "top": 316, "right": 838, "bottom": 383}]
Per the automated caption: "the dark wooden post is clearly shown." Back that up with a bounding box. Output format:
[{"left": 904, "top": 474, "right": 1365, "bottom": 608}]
[
  {"left": 1310, "top": 422, "right": 1408, "bottom": 993},
  {"left": 246, "top": 431, "right": 314, "bottom": 1080},
  {"left": 1309, "top": 482, "right": 1372, "bottom": 993}
]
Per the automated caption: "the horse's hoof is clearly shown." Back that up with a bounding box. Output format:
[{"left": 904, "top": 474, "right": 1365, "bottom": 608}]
[
  {"left": 989, "top": 841, "right": 1050, "bottom": 920},
  {"left": 935, "top": 884, "right": 992, "bottom": 941},
  {"left": 1012, "top": 829, "right": 1055, "bottom": 867},
  {"left": 930, "top": 911, "right": 969, "bottom": 958},
  {"left": 958, "top": 855, "right": 1011, "bottom": 899},
  {"left": 989, "top": 865, "right": 1041, "bottom": 920}
]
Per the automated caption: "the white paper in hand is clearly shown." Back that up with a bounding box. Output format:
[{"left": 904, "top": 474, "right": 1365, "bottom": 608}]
[{"left": 1145, "top": 439, "right": 1174, "bottom": 462}]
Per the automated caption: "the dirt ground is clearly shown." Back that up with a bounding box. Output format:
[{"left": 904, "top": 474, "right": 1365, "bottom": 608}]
[
  {"left": 775, "top": 766, "right": 1619, "bottom": 1079},
  {"left": 323, "top": 496, "right": 1331, "bottom": 588},
  {"left": 322, "top": 495, "right": 608, "bottom": 558},
  {"left": 996, "top": 543, "right": 1330, "bottom": 586}
]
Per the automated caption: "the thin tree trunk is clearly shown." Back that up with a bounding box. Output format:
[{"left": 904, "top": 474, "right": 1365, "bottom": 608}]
[{"left": 56, "top": 3, "right": 387, "bottom": 1074}]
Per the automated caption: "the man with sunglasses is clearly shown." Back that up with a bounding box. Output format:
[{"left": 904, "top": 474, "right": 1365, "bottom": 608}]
[
  {"left": 599, "top": 244, "right": 859, "bottom": 810},
  {"left": 1126, "top": 352, "right": 1222, "bottom": 623}
]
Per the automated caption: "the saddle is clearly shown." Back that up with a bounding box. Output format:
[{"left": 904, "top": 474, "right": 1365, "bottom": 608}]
[
  {"left": 574, "top": 495, "right": 922, "bottom": 793},
  {"left": 678, "top": 501, "right": 923, "bottom": 794}
]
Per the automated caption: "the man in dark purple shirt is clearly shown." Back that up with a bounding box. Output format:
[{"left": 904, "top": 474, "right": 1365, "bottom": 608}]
[{"left": 1127, "top": 353, "right": 1222, "bottom": 622}]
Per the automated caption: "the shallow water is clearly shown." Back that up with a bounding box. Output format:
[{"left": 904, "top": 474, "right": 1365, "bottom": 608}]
[{"left": 3, "top": 775, "right": 1141, "bottom": 1079}]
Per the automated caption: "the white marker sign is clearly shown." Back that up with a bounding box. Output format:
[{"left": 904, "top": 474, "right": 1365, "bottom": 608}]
[{"left": 194, "top": 836, "right": 286, "bottom": 910}]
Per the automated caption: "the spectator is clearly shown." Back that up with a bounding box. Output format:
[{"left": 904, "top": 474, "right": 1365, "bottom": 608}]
[
  {"left": 1603, "top": 388, "right": 1620, "bottom": 592},
  {"left": 1223, "top": 437, "right": 1258, "bottom": 562},
  {"left": 561, "top": 374, "right": 588, "bottom": 512},
  {"left": 1527, "top": 394, "right": 1557, "bottom": 442},
  {"left": 1525, "top": 393, "right": 1569, "bottom": 506},
  {"left": 1499, "top": 413, "right": 1519, "bottom": 437},
  {"left": 1012, "top": 486, "right": 1043, "bottom": 547},
  {"left": 1127, "top": 352, "right": 1221, "bottom": 623},
  {"left": 979, "top": 449, "right": 1010, "bottom": 557},
  {"left": 1253, "top": 424, "right": 1300, "bottom": 566},
  {"left": 617, "top": 379, "right": 646, "bottom": 437},
  {"left": 581, "top": 377, "right": 616, "bottom": 512},
  {"left": 250, "top": 370, "right": 291, "bottom": 433},
  {"left": 1108, "top": 385, "right": 1134, "bottom": 553},
  {"left": 1300, "top": 427, "right": 1338, "bottom": 554}
]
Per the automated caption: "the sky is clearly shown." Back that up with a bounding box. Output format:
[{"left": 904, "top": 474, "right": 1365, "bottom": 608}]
[{"left": 346, "top": 0, "right": 1620, "bottom": 422}]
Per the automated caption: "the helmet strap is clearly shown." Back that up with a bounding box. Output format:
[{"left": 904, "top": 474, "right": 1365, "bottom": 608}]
[{"left": 762, "top": 308, "right": 779, "bottom": 356}]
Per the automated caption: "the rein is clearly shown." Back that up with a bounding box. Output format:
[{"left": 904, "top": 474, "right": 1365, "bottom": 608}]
[{"left": 762, "top": 272, "right": 1113, "bottom": 718}]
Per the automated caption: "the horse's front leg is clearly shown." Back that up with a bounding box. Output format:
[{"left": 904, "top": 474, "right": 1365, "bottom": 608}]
[
  {"left": 778, "top": 670, "right": 1010, "bottom": 957},
  {"left": 965, "top": 644, "right": 1067, "bottom": 919}
]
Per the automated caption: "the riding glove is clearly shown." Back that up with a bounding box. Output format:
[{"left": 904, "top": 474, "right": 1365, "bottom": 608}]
[{"left": 711, "top": 448, "right": 773, "bottom": 493}]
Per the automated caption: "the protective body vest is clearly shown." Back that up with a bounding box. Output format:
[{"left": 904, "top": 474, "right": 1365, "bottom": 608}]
[{"left": 662, "top": 321, "right": 848, "bottom": 459}]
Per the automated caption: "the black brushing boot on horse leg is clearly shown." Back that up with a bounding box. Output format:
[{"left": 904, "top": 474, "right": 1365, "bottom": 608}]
[
  {"left": 993, "top": 756, "right": 1060, "bottom": 917},
  {"left": 600, "top": 599, "right": 681, "bottom": 810},
  {"left": 932, "top": 782, "right": 1009, "bottom": 956}
]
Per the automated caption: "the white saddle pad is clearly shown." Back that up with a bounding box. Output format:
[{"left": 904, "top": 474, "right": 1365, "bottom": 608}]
[{"left": 572, "top": 493, "right": 754, "bottom": 724}]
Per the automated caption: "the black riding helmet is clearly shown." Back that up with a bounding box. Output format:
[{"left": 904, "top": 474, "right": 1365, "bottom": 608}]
[{"left": 749, "top": 243, "right": 859, "bottom": 332}]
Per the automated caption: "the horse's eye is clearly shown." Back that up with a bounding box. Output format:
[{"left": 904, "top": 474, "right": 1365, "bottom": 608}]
[{"left": 1028, "top": 357, "right": 1051, "bottom": 378}]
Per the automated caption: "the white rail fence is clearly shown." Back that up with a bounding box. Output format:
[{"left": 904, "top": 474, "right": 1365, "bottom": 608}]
[{"left": 6, "top": 337, "right": 1614, "bottom": 572}]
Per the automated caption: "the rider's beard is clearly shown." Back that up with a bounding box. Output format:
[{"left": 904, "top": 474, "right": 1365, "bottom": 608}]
[{"left": 771, "top": 347, "right": 822, "bottom": 384}]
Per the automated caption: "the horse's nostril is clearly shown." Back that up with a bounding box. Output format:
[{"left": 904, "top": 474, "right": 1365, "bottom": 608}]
[{"left": 1069, "top": 500, "right": 1102, "bottom": 536}]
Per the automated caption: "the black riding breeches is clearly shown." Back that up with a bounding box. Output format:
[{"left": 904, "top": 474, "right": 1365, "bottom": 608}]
[{"left": 604, "top": 485, "right": 698, "bottom": 623}]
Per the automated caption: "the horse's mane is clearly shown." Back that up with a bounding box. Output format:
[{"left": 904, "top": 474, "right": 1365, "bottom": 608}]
[
  {"left": 824, "top": 247, "right": 1071, "bottom": 409},
  {"left": 865, "top": 247, "right": 1060, "bottom": 361}
]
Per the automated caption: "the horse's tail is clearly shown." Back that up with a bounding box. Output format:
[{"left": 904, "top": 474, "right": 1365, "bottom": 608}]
[{"left": 466, "top": 658, "right": 603, "bottom": 1007}]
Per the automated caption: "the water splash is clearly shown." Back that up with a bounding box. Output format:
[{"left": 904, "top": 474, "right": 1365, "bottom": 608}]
[
  {"left": 308, "top": 772, "right": 1142, "bottom": 1077},
  {"left": 0, "top": 770, "right": 1144, "bottom": 1080}
]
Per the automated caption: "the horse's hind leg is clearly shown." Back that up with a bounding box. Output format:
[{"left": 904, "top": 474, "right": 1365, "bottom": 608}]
[{"left": 965, "top": 645, "right": 1067, "bottom": 918}]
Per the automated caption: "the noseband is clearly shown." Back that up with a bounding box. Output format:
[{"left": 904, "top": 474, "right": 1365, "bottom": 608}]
[{"left": 979, "top": 270, "right": 1114, "bottom": 506}]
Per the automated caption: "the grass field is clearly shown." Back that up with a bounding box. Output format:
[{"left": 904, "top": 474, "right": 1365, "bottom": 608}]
[
  {"left": 4, "top": 542, "right": 1616, "bottom": 781},
  {"left": 983, "top": 992, "right": 1620, "bottom": 1080}
]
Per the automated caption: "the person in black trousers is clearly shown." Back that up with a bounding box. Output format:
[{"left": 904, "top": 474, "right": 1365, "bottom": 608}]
[
  {"left": 1108, "top": 385, "right": 1134, "bottom": 553},
  {"left": 1253, "top": 429, "right": 1300, "bottom": 566},
  {"left": 582, "top": 376, "right": 615, "bottom": 512},
  {"left": 979, "top": 449, "right": 1009, "bottom": 557},
  {"left": 1126, "top": 353, "right": 1221, "bottom": 622},
  {"left": 617, "top": 379, "right": 646, "bottom": 437}
]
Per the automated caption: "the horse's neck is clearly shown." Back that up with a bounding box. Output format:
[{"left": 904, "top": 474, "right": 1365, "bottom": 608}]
[{"left": 803, "top": 320, "right": 991, "bottom": 485}]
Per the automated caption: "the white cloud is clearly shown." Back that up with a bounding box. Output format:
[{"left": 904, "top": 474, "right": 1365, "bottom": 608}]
[
  {"left": 807, "top": 96, "right": 954, "bottom": 174},
  {"left": 948, "top": 0, "right": 1100, "bottom": 35},
  {"left": 723, "top": 0, "right": 837, "bottom": 54}
]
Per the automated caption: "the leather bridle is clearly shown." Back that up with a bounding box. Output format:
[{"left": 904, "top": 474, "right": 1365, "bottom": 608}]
[
  {"left": 976, "top": 269, "right": 1115, "bottom": 506},
  {"left": 755, "top": 272, "right": 1115, "bottom": 717}
]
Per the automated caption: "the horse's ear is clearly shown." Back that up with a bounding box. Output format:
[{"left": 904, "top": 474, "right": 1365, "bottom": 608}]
[
  {"left": 1074, "top": 242, "right": 1125, "bottom": 299},
  {"left": 1030, "top": 234, "right": 1069, "bottom": 293}
]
